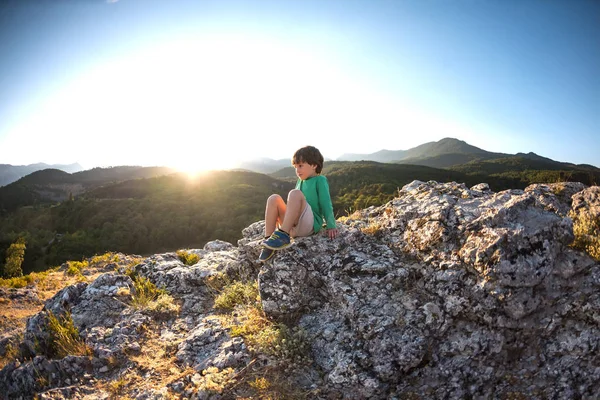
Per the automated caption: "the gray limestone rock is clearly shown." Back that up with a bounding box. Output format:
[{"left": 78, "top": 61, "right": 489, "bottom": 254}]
[{"left": 2, "top": 180, "right": 599, "bottom": 400}]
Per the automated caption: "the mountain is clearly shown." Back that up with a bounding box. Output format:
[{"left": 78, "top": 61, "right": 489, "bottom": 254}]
[
  {"left": 0, "top": 162, "right": 83, "bottom": 187},
  {"left": 337, "top": 149, "right": 407, "bottom": 163},
  {"left": 230, "top": 158, "right": 291, "bottom": 174},
  {"left": 0, "top": 166, "right": 177, "bottom": 213},
  {"left": 338, "top": 138, "right": 508, "bottom": 167}
]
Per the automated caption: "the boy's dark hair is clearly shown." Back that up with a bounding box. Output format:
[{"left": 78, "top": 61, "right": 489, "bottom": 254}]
[{"left": 292, "top": 146, "right": 324, "bottom": 174}]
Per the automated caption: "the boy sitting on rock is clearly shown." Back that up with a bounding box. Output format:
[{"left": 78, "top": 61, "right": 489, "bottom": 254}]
[{"left": 259, "top": 145, "right": 338, "bottom": 262}]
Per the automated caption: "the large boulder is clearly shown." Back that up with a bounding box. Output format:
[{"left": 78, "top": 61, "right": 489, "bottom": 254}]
[{"left": 2, "top": 180, "right": 598, "bottom": 399}]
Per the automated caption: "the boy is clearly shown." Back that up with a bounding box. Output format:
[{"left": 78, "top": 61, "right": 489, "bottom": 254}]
[{"left": 259, "top": 145, "right": 338, "bottom": 262}]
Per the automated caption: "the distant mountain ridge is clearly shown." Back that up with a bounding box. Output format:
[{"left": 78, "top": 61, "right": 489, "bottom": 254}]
[
  {"left": 338, "top": 138, "right": 507, "bottom": 166},
  {"left": 0, "top": 162, "right": 83, "bottom": 187},
  {"left": 336, "top": 137, "right": 599, "bottom": 170},
  {"left": 0, "top": 166, "right": 176, "bottom": 213},
  {"left": 230, "top": 158, "right": 291, "bottom": 174}
]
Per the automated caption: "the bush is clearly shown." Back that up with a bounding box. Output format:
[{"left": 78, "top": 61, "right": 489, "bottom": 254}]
[
  {"left": 198, "top": 367, "right": 235, "bottom": 394},
  {"left": 2, "top": 238, "right": 26, "bottom": 278},
  {"left": 176, "top": 249, "right": 200, "bottom": 266},
  {"left": 214, "top": 281, "right": 260, "bottom": 310},
  {"left": 90, "top": 252, "right": 119, "bottom": 266},
  {"left": 571, "top": 210, "right": 600, "bottom": 261},
  {"left": 65, "top": 260, "right": 89, "bottom": 276},
  {"left": 0, "top": 271, "right": 51, "bottom": 289},
  {"left": 215, "top": 281, "right": 310, "bottom": 360}
]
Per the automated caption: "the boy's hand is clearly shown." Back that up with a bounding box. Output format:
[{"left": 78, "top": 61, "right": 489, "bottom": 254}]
[{"left": 326, "top": 228, "right": 338, "bottom": 239}]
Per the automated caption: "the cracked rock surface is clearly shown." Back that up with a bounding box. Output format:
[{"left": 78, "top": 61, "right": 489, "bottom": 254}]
[{"left": 1, "top": 180, "right": 598, "bottom": 399}]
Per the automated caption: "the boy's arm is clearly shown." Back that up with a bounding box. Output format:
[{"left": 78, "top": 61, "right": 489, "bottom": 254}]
[{"left": 317, "top": 176, "right": 337, "bottom": 230}]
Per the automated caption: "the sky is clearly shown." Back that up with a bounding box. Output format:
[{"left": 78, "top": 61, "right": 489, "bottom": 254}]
[{"left": 0, "top": 0, "right": 598, "bottom": 171}]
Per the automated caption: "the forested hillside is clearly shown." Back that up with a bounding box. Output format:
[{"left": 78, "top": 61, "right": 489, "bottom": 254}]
[
  {"left": 1, "top": 157, "right": 598, "bottom": 275},
  {"left": 449, "top": 156, "right": 600, "bottom": 186},
  {"left": 0, "top": 166, "right": 176, "bottom": 213},
  {"left": 0, "top": 171, "right": 292, "bottom": 273}
]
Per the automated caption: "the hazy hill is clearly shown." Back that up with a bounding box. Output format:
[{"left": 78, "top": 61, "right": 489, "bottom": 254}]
[
  {"left": 230, "top": 158, "right": 291, "bottom": 174},
  {"left": 337, "top": 138, "right": 506, "bottom": 164},
  {"left": 0, "top": 166, "right": 176, "bottom": 213},
  {"left": 337, "top": 149, "right": 408, "bottom": 163},
  {"left": 0, "top": 162, "right": 83, "bottom": 187}
]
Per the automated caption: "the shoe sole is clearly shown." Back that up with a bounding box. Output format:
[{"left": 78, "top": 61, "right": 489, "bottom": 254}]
[
  {"left": 259, "top": 253, "right": 275, "bottom": 262},
  {"left": 263, "top": 241, "right": 293, "bottom": 251}
]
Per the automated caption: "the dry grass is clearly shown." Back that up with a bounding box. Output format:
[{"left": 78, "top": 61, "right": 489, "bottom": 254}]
[
  {"left": 0, "top": 336, "right": 21, "bottom": 369},
  {"left": 0, "top": 254, "right": 138, "bottom": 366},
  {"left": 0, "top": 268, "right": 104, "bottom": 361},
  {"left": 361, "top": 220, "right": 384, "bottom": 236},
  {"left": 210, "top": 281, "right": 312, "bottom": 399},
  {"left": 95, "top": 325, "right": 192, "bottom": 399},
  {"left": 570, "top": 210, "right": 600, "bottom": 261}
]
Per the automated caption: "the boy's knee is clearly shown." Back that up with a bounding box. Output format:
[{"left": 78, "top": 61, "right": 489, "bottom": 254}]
[
  {"left": 267, "top": 194, "right": 283, "bottom": 205},
  {"left": 287, "top": 189, "right": 303, "bottom": 200}
]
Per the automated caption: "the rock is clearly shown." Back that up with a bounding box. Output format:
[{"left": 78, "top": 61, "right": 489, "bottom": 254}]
[{"left": 2, "top": 180, "right": 599, "bottom": 400}]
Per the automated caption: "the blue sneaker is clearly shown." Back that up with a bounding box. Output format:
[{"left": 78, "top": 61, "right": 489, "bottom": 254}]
[
  {"left": 263, "top": 230, "right": 292, "bottom": 250},
  {"left": 259, "top": 247, "right": 275, "bottom": 263}
]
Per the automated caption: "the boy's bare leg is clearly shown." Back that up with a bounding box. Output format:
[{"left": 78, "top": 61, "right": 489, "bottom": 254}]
[
  {"left": 280, "top": 189, "right": 306, "bottom": 236},
  {"left": 265, "top": 194, "right": 286, "bottom": 237}
]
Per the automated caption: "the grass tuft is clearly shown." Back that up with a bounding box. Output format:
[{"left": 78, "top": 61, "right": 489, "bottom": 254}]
[
  {"left": 130, "top": 276, "right": 165, "bottom": 309},
  {"left": 361, "top": 220, "right": 384, "bottom": 236},
  {"left": 45, "top": 310, "right": 92, "bottom": 359},
  {"left": 0, "top": 338, "right": 21, "bottom": 368},
  {"left": 570, "top": 210, "right": 600, "bottom": 261},
  {"left": 198, "top": 367, "right": 235, "bottom": 394},
  {"left": 176, "top": 249, "right": 200, "bottom": 266},
  {"left": 214, "top": 281, "right": 260, "bottom": 310}
]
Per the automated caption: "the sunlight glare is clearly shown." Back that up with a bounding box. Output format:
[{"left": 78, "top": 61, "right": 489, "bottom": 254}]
[{"left": 4, "top": 32, "right": 482, "bottom": 166}]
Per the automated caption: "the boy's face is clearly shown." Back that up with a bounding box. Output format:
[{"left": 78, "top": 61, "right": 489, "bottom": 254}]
[{"left": 294, "top": 161, "right": 317, "bottom": 180}]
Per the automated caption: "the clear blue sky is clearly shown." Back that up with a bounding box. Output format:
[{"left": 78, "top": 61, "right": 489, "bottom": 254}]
[{"left": 0, "top": 0, "right": 598, "bottom": 170}]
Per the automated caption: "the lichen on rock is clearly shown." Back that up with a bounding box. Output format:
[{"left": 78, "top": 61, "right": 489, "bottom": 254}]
[{"left": 1, "top": 180, "right": 599, "bottom": 399}]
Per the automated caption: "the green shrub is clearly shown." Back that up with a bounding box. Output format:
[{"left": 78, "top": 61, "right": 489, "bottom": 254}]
[
  {"left": 2, "top": 238, "right": 26, "bottom": 278},
  {"left": 0, "top": 271, "right": 50, "bottom": 289},
  {"left": 90, "top": 252, "right": 120, "bottom": 266},
  {"left": 46, "top": 311, "right": 92, "bottom": 358},
  {"left": 214, "top": 281, "right": 260, "bottom": 310},
  {"left": 0, "top": 276, "right": 28, "bottom": 288},
  {"left": 571, "top": 210, "right": 600, "bottom": 261},
  {"left": 176, "top": 250, "right": 200, "bottom": 266},
  {"left": 212, "top": 279, "right": 312, "bottom": 398},
  {"left": 65, "top": 260, "right": 89, "bottom": 276}
]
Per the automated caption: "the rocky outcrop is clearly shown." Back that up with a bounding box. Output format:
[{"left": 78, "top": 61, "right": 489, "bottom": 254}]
[{"left": 1, "top": 180, "right": 598, "bottom": 399}]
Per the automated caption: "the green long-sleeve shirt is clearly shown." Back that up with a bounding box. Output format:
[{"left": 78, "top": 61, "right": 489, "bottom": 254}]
[{"left": 295, "top": 175, "right": 336, "bottom": 233}]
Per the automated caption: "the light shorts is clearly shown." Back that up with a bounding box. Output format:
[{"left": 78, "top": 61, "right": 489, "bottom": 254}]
[{"left": 292, "top": 202, "right": 314, "bottom": 238}]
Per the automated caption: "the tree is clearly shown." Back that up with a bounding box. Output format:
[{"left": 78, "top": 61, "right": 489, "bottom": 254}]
[{"left": 3, "top": 237, "right": 26, "bottom": 278}]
